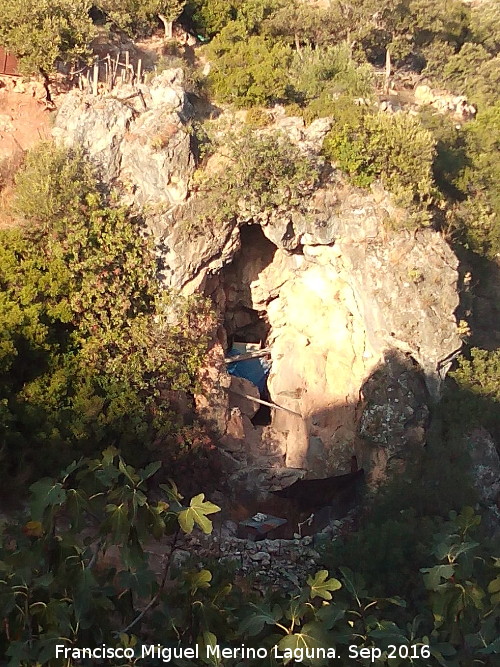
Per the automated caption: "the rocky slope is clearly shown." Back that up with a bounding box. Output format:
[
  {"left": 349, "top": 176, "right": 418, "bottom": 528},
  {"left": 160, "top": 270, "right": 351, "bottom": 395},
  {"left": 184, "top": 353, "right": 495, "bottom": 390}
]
[{"left": 53, "top": 70, "right": 463, "bottom": 497}]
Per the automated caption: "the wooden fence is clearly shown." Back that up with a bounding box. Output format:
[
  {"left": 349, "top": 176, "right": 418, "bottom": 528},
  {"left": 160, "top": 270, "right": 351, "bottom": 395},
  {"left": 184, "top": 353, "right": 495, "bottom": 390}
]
[{"left": 73, "top": 51, "right": 144, "bottom": 95}]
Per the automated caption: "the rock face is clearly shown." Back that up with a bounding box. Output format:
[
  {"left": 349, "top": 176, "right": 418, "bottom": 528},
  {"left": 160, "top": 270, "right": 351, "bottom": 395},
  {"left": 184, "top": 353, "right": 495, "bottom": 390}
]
[
  {"left": 208, "top": 218, "right": 461, "bottom": 482},
  {"left": 466, "top": 429, "right": 500, "bottom": 510},
  {"left": 52, "top": 78, "right": 463, "bottom": 489},
  {"left": 53, "top": 69, "right": 195, "bottom": 208}
]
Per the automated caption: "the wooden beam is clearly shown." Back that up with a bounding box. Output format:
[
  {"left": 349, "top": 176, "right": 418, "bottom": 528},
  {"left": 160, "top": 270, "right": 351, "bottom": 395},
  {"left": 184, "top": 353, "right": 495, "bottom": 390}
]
[
  {"left": 228, "top": 389, "right": 302, "bottom": 418},
  {"left": 225, "top": 348, "right": 271, "bottom": 364}
]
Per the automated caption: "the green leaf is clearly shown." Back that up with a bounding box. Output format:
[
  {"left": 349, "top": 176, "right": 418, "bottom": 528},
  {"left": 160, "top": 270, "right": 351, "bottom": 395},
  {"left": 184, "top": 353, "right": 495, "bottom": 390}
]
[
  {"left": 105, "top": 503, "right": 131, "bottom": 543},
  {"left": 478, "top": 636, "right": 500, "bottom": 654},
  {"left": 199, "top": 632, "right": 221, "bottom": 666},
  {"left": 307, "top": 570, "right": 341, "bottom": 600},
  {"left": 420, "top": 564, "right": 455, "bottom": 591},
  {"left": 238, "top": 603, "right": 283, "bottom": 637},
  {"left": 339, "top": 567, "right": 367, "bottom": 603},
  {"left": 369, "top": 620, "right": 407, "bottom": 646},
  {"left": 178, "top": 494, "right": 220, "bottom": 535},
  {"left": 29, "top": 478, "right": 67, "bottom": 521},
  {"left": 66, "top": 488, "right": 89, "bottom": 529},
  {"left": 102, "top": 446, "right": 119, "bottom": 465},
  {"left": 277, "top": 622, "right": 330, "bottom": 665},
  {"left": 139, "top": 461, "right": 161, "bottom": 482},
  {"left": 73, "top": 567, "right": 98, "bottom": 625},
  {"left": 487, "top": 575, "right": 500, "bottom": 594},
  {"left": 34, "top": 573, "right": 54, "bottom": 589},
  {"left": 317, "top": 602, "right": 346, "bottom": 629},
  {"left": 160, "top": 480, "right": 184, "bottom": 504},
  {"left": 188, "top": 569, "right": 212, "bottom": 595},
  {"left": 117, "top": 567, "right": 155, "bottom": 598}
]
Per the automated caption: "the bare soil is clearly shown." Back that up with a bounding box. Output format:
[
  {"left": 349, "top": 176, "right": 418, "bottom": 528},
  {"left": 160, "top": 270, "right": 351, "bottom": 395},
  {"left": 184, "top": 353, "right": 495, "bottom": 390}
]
[{"left": 0, "top": 84, "right": 55, "bottom": 227}]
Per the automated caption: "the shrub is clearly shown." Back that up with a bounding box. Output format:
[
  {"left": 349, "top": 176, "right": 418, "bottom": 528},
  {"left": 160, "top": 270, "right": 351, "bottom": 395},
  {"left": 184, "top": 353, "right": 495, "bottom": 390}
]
[
  {"left": 438, "top": 43, "right": 500, "bottom": 108},
  {"left": 322, "top": 107, "right": 436, "bottom": 208},
  {"left": 1, "top": 145, "right": 212, "bottom": 483},
  {"left": 0, "top": 0, "right": 94, "bottom": 75},
  {"left": 446, "top": 348, "right": 500, "bottom": 439},
  {"left": 244, "top": 107, "right": 271, "bottom": 128},
  {"left": 470, "top": 0, "right": 500, "bottom": 55},
  {"left": 13, "top": 144, "right": 96, "bottom": 232},
  {"left": 290, "top": 43, "right": 374, "bottom": 105},
  {"left": 418, "top": 107, "right": 468, "bottom": 196},
  {"left": 207, "top": 32, "right": 292, "bottom": 107},
  {"left": 448, "top": 104, "right": 500, "bottom": 258},
  {"left": 184, "top": 0, "right": 236, "bottom": 38},
  {"left": 195, "top": 129, "right": 320, "bottom": 230}
]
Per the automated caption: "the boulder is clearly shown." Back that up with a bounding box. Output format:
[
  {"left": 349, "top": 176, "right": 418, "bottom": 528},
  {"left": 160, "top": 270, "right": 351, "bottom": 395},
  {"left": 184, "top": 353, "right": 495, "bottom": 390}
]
[{"left": 53, "top": 68, "right": 195, "bottom": 207}]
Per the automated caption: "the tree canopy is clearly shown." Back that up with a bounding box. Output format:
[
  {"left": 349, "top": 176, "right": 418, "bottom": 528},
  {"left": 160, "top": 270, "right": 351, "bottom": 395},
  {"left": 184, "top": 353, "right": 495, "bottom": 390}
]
[{"left": 0, "top": 0, "right": 94, "bottom": 74}]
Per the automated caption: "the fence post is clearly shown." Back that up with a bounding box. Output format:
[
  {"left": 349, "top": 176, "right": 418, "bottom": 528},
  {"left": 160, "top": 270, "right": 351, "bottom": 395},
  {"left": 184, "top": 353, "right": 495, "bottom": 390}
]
[{"left": 92, "top": 59, "right": 99, "bottom": 95}]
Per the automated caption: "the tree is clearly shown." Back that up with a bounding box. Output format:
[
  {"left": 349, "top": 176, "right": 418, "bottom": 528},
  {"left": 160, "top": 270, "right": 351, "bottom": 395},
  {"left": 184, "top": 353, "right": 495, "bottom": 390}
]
[
  {"left": 347, "top": 0, "right": 469, "bottom": 65},
  {"left": 262, "top": 0, "right": 328, "bottom": 51},
  {"left": 184, "top": 0, "right": 236, "bottom": 38},
  {"left": 185, "top": 0, "right": 281, "bottom": 39},
  {"left": 0, "top": 0, "right": 94, "bottom": 75},
  {"left": 97, "top": 0, "right": 186, "bottom": 36},
  {"left": 470, "top": 0, "right": 500, "bottom": 56}
]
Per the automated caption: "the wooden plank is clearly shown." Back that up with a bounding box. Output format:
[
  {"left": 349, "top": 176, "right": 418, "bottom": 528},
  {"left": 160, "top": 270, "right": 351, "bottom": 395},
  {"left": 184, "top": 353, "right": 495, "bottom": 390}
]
[
  {"left": 228, "top": 388, "right": 302, "bottom": 417},
  {"left": 92, "top": 61, "right": 99, "bottom": 95},
  {"left": 225, "top": 348, "right": 271, "bottom": 364}
]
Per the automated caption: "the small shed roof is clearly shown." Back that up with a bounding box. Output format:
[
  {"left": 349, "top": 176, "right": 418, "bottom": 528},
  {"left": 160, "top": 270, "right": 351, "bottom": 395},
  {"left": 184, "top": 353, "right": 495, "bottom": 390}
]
[{"left": 0, "top": 47, "right": 19, "bottom": 76}]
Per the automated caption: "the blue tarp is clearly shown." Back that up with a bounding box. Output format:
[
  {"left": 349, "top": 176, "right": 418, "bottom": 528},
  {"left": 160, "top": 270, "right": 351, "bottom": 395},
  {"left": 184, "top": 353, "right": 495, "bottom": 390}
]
[{"left": 226, "top": 345, "right": 270, "bottom": 394}]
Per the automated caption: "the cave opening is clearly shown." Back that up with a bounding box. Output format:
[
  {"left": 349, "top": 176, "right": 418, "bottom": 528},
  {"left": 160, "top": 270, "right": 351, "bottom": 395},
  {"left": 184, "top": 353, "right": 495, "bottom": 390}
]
[
  {"left": 223, "top": 224, "right": 275, "bottom": 344},
  {"left": 222, "top": 225, "right": 277, "bottom": 426}
]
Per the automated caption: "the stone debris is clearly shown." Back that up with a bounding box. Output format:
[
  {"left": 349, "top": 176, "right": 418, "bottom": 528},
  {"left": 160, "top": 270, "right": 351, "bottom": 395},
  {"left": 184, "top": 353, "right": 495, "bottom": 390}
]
[
  {"left": 414, "top": 84, "right": 476, "bottom": 120},
  {"left": 172, "top": 510, "right": 358, "bottom": 591}
]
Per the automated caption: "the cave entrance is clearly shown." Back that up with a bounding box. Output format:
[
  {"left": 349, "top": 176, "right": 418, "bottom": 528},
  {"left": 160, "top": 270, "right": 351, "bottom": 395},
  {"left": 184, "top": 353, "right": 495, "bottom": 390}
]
[{"left": 222, "top": 225, "right": 277, "bottom": 426}]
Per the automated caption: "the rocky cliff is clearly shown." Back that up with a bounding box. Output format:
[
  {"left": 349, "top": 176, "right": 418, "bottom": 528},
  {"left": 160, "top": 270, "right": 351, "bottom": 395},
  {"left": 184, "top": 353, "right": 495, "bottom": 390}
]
[{"left": 53, "top": 71, "right": 463, "bottom": 493}]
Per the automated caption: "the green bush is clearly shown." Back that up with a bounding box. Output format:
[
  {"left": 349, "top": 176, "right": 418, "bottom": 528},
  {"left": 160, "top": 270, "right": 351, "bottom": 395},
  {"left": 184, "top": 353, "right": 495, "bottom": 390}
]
[
  {"left": 1, "top": 145, "right": 212, "bottom": 484},
  {"left": 290, "top": 43, "right": 374, "bottom": 105},
  {"left": 445, "top": 348, "right": 500, "bottom": 439},
  {"left": 448, "top": 104, "right": 500, "bottom": 258},
  {"left": 244, "top": 107, "right": 271, "bottom": 128},
  {"left": 0, "top": 0, "right": 94, "bottom": 74},
  {"left": 207, "top": 32, "right": 292, "bottom": 107},
  {"left": 322, "top": 107, "right": 436, "bottom": 208},
  {"left": 13, "top": 144, "right": 96, "bottom": 232},
  {"left": 438, "top": 43, "right": 500, "bottom": 108},
  {"left": 185, "top": 0, "right": 236, "bottom": 38},
  {"left": 2, "top": 466, "right": 497, "bottom": 667},
  {"left": 194, "top": 129, "right": 320, "bottom": 230},
  {"left": 352, "top": 0, "right": 470, "bottom": 65},
  {"left": 418, "top": 107, "right": 468, "bottom": 196},
  {"left": 470, "top": 0, "right": 500, "bottom": 55},
  {"left": 185, "top": 0, "right": 280, "bottom": 39}
]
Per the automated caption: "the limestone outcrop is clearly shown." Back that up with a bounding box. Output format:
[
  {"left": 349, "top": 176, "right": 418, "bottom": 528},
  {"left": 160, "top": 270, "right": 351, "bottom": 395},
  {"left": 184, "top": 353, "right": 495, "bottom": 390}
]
[
  {"left": 52, "top": 75, "right": 463, "bottom": 489},
  {"left": 53, "top": 69, "right": 195, "bottom": 208},
  {"left": 208, "top": 219, "right": 461, "bottom": 483}
]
